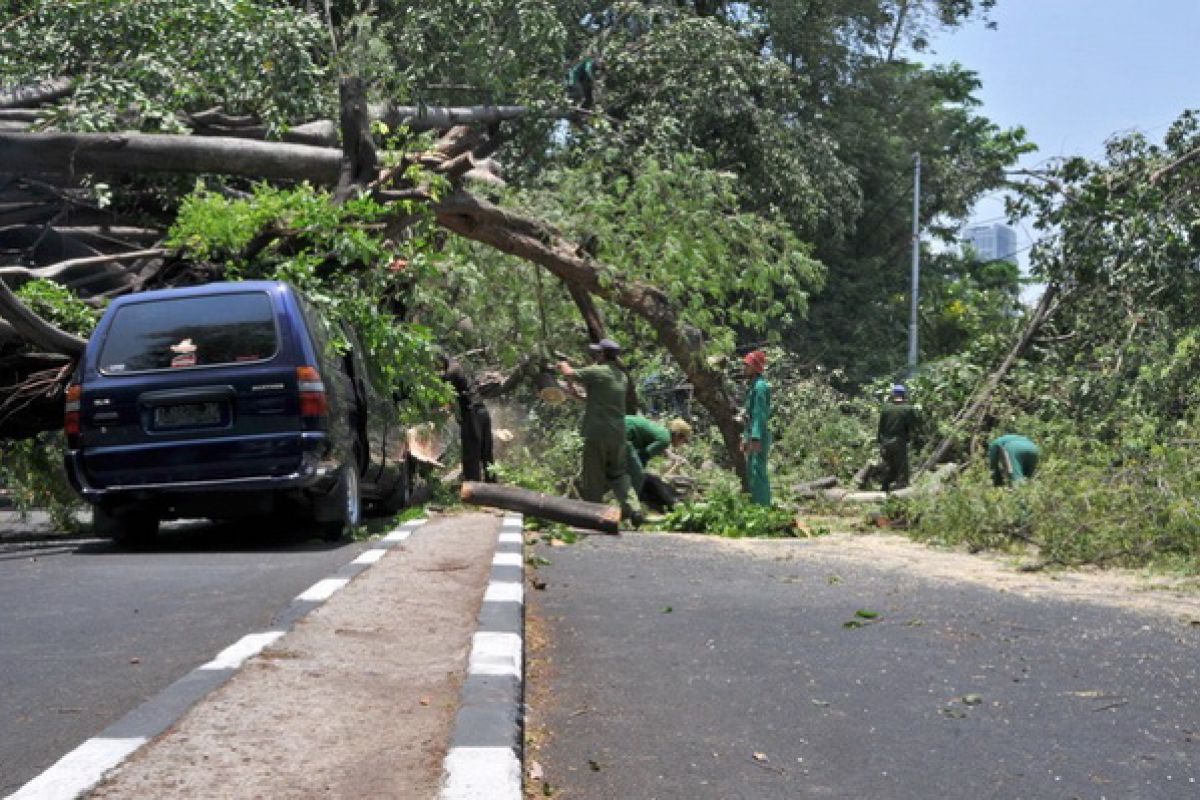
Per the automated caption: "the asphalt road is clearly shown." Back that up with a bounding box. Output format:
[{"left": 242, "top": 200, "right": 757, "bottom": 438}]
[
  {"left": 0, "top": 514, "right": 373, "bottom": 795},
  {"left": 528, "top": 533, "right": 1200, "bottom": 800}
]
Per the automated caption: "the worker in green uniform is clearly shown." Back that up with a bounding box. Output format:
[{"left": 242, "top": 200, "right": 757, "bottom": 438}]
[
  {"left": 625, "top": 415, "right": 691, "bottom": 496},
  {"left": 558, "top": 338, "right": 642, "bottom": 526},
  {"left": 566, "top": 56, "right": 598, "bottom": 109},
  {"left": 878, "top": 383, "right": 919, "bottom": 492},
  {"left": 988, "top": 434, "right": 1040, "bottom": 486},
  {"left": 741, "top": 349, "right": 772, "bottom": 506}
]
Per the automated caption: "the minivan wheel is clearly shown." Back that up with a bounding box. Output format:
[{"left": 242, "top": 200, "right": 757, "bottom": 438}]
[
  {"left": 317, "top": 466, "right": 361, "bottom": 542},
  {"left": 94, "top": 505, "right": 159, "bottom": 549}
]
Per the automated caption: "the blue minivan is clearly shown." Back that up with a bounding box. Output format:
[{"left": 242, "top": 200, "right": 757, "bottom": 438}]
[{"left": 64, "top": 281, "right": 412, "bottom": 545}]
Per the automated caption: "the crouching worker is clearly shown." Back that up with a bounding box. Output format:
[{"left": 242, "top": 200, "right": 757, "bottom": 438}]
[
  {"left": 625, "top": 416, "right": 691, "bottom": 511},
  {"left": 988, "top": 434, "right": 1040, "bottom": 487}
]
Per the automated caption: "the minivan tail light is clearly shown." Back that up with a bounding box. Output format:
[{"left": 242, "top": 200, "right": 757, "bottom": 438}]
[
  {"left": 64, "top": 383, "right": 82, "bottom": 445},
  {"left": 297, "top": 366, "right": 329, "bottom": 418}
]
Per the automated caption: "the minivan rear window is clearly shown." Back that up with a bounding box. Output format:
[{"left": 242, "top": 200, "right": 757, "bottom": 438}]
[{"left": 98, "top": 292, "right": 278, "bottom": 374}]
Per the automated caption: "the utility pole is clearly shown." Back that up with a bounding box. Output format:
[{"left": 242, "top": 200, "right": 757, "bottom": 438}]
[{"left": 907, "top": 152, "right": 921, "bottom": 374}]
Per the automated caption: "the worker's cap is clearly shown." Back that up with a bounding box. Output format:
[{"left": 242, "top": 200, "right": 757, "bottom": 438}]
[
  {"left": 588, "top": 338, "right": 621, "bottom": 353},
  {"left": 667, "top": 419, "right": 693, "bottom": 439},
  {"left": 742, "top": 349, "right": 767, "bottom": 371},
  {"left": 891, "top": 383, "right": 908, "bottom": 396}
]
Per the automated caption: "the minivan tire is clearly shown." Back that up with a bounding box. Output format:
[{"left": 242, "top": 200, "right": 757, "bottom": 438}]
[
  {"left": 317, "top": 465, "right": 361, "bottom": 542},
  {"left": 94, "top": 505, "right": 159, "bottom": 549}
]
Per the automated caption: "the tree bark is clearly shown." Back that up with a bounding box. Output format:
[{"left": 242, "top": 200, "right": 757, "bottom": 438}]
[
  {"left": 376, "top": 105, "right": 529, "bottom": 133},
  {"left": 0, "top": 78, "right": 73, "bottom": 109},
  {"left": 0, "top": 248, "right": 164, "bottom": 285},
  {"left": 334, "top": 77, "right": 377, "bottom": 201},
  {"left": 0, "top": 132, "right": 342, "bottom": 185},
  {"left": 460, "top": 480, "right": 620, "bottom": 534}
]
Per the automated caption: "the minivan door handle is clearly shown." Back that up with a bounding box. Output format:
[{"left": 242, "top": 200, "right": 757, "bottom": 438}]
[{"left": 139, "top": 386, "right": 237, "bottom": 407}]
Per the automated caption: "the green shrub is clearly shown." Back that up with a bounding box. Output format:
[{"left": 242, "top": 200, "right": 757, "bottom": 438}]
[
  {"left": 0, "top": 435, "right": 85, "bottom": 533},
  {"left": 908, "top": 444, "right": 1200, "bottom": 571},
  {"left": 662, "top": 482, "right": 806, "bottom": 538},
  {"left": 15, "top": 279, "right": 100, "bottom": 337}
]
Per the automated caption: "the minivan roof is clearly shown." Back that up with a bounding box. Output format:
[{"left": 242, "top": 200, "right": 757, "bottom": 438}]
[{"left": 104, "top": 280, "right": 292, "bottom": 311}]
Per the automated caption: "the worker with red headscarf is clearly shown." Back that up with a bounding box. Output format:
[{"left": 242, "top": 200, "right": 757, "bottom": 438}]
[{"left": 741, "top": 349, "right": 772, "bottom": 505}]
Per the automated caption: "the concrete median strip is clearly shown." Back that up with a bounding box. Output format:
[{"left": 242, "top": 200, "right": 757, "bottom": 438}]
[
  {"left": 7, "top": 517, "right": 429, "bottom": 800},
  {"left": 440, "top": 513, "right": 526, "bottom": 800}
]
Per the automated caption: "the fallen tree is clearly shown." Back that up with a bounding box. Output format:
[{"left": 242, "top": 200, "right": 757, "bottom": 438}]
[{"left": 0, "top": 123, "right": 749, "bottom": 479}]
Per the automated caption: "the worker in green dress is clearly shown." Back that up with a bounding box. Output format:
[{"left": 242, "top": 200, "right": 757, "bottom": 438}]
[
  {"left": 878, "top": 383, "right": 919, "bottom": 492},
  {"left": 558, "top": 338, "right": 642, "bottom": 526},
  {"left": 625, "top": 415, "right": 692, "bottom": 501},
  {"left": 988, "top": 434, "right": 1040, "bottom": 486},
  {"left": 741, "top": 349, "right": 772, "bottom": 506}
]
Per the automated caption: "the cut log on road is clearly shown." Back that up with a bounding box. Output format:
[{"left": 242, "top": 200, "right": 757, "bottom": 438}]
[{"left": 461, "top": 481, "right": 620, "bottom": 534}]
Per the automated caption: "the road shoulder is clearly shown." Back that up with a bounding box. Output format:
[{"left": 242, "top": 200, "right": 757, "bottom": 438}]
[{"left": 88, "top": 513, "right": 500, "bottom": 799}]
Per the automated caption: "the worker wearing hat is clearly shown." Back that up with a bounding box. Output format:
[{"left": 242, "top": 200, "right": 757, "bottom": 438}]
[
  {"left": 558, "top": 338, "right": 643, "bottom": 526},
  {"left": 741, "top": 349, "right": 772, "bottom": 505},
  {"left": 624, "top": 415, "right": 692, "bottom": 500},
  {"left": 878, "top": 383, "right": 919, "bottom": 492}
]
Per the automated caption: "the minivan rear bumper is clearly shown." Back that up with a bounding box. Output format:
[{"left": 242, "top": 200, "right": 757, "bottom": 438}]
[{"left": 65, "top": 431, "right": 340, "bottom": 502}]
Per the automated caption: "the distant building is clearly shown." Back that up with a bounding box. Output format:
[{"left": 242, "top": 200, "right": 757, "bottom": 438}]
[{"left": 962, "top": 223, "right": 1018, "bottom": 264}]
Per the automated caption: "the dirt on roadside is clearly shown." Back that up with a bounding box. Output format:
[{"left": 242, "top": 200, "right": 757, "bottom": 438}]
[
  {"left": 89, "top": 513, "right": 501, "bottom": 800},
  {"left": 685, "top": 529, "right": 1200, "bottom": 624}
]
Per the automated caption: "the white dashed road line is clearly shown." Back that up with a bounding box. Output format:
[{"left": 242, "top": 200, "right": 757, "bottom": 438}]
[{"left": 6, "top": 517, "right": 429, "bottom": 800}]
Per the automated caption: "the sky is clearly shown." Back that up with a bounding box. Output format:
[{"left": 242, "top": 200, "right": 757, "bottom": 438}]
[{"left": 927, "top": 0, "right": 1200, "bottom": 267}]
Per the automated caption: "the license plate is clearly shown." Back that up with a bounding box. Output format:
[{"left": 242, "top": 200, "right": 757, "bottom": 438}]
[{"left": 154, "top": 402, "right": 221, "bottom": 428}]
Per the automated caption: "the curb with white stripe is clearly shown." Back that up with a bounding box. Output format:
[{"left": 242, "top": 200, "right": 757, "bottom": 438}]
[
  {"left": 6, "top": 518, "right": 428, "bottom": 800},
  {"left": 440, "top": 514, "right": 525, "bottom": 800}
]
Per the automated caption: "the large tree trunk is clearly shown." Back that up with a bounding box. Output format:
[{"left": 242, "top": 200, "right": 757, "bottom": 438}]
[
  {"left": 0, "top": 132, "right": 342, "bottom": 185},
  {"left": 376, "top": 105, "right": 529, "bottom": 133},
  {"left": 333, "top": 77, "right": 377, "bottom": 201}
]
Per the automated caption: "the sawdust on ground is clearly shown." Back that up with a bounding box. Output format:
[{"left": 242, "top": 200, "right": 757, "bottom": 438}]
[
  {"left": 89, "top": 513, "right": 500, "bottom": 800},
  {"left": 685, "top": 529, "right": 1200, "bottom": 624}
]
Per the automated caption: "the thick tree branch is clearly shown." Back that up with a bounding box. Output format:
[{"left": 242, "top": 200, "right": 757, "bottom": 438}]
[
  {"left": 376, "top": 104, "right": 529, "bottom": 132},
  {"left": 0, "top": 78, "right": 73, "bottom": 109},
  {"left": 0, "top": 275, "right": 86, "bottom": 355},
  {"left": 433, "top": 190, "right": 746, "bottom": 478}
]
